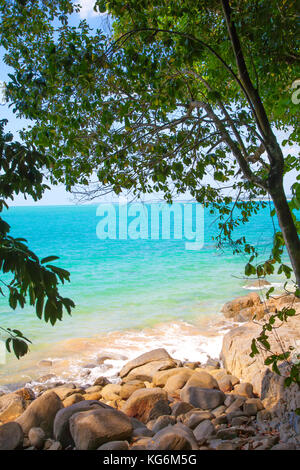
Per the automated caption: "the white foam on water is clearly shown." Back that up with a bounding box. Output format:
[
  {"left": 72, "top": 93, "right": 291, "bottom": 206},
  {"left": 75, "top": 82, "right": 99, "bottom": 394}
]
[{"left": 23, "top": 320, "right": 228, "bottom": 390}]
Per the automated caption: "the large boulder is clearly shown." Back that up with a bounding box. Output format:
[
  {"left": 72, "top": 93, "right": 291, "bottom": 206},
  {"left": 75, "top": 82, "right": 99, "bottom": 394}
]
[
  {"left": 122, "top": 360, "right": 177, "bottom": 383},
  {"left": 0, "top": 422, "right": 23, "bottom": 450},
  {"left": 180, "top": 387, "right": 225, "bottom": 410},
  {"left": 0, "top": 392, "right": 25, "bottom": 423},
  {"left": 153, "top": 368, "right": 189, "bottom": 387},
  {"left": 121, "top": 388, "right": 168, "bottom": 423},
  {"left": 16, "top": 391, "right": 63, "bottom": 436},
  {"left": 221, "top": 293, "right": 261, "bottom": 319},
  {"left": 54, "top": 400, "right": 110, "bottom": 448},
  {"left": 120, "top": 348, "right": 173, "bottom": 378},
  {"left": 69, "top": 408, "right": 133, "bottom": 450}
]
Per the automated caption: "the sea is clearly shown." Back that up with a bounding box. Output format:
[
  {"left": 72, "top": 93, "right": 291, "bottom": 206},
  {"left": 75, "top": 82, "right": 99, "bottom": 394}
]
[{"left": 0, "top": 202, "right": 294, "bottom": 391}]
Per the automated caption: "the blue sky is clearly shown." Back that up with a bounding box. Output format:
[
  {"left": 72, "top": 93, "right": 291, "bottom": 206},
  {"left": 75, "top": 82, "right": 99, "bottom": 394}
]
[{"left": 0, "top": 1, "right": 298, "bottom": 206}]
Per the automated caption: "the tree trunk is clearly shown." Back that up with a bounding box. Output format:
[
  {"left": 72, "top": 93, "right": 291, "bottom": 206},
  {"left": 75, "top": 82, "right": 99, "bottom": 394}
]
[{"left": 270, "top": 182, "right": 300, "bottom": 290}]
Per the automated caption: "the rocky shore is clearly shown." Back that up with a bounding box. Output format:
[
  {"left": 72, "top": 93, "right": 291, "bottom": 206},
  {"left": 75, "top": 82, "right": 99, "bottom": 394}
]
[{"left": 0, "top": 292, "right": 299, "bottom": 451}]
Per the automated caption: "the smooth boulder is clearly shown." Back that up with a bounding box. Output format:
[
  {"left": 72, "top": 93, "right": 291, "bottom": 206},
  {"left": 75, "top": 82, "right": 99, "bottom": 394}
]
[
  {"left": 0, "top": 421, "right": 23, "bottom": 450},
  {"left": 180, "top": 387, "right": 225, "bottom": 410},
  {"left": 121, "top": 387, "right": 168, "bottom": 423}
]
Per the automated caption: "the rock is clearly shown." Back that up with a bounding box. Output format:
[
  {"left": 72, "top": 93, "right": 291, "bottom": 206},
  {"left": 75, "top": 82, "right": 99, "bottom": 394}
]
[
  {"left": 193, "top": 419, "right": 215, "bottom": 442},
  {"left": 131, "top": 437, "right": 152, "bottom": 450},
  {"left": 171, "top": 401, "right": 194, "bottom": 417},
  {"left": 50, "top": 386, "right": 85, "bottom": 401},
  {"left": 271, "top": 442, "right": 296, "bottom": 450},
  {"left": 97, "top": 353, "right": 128, "bottom": 364},
  {"left": 148, "top": 399, "right": 171, "bottom": 420},
  {"left": 15, "top": 387, "right": 35, "bottom": 402},
  {"left": 28, "top": 427, "right": 46, "bottom": 449},
  {"left": 122, "top": 359, "right": 177, "bottom": 383},
  {"left": 164, "top": 369, "right": 194, "bottom": 394},
  {"left": 148, "top": 423, "right": 198, "bottom": 450},
  {"left": 183, "top": 371, "right": 219, "bottom": 390},
  {"left": 93, "top": 376, "right": 110, "bottom": 387},
  {"left": 243, "top": 402, "right": 258, "bottom": 416},
  {"left": 121, "top": 388, "right": 168, "bottom": 423},
  {"left": 204, "top": 357, "right": 220, "bottom": 369},
  {"left": 221, "top": 292, "right": 261, "bottom": 319},
  {"left": 98, "top": 440, "right": 129, "bottom": 450},
  {"left": 63, "top": 394, "right": 85, "bottom": 407},
  {"left": 119, "top": 381, "right": 145, "bottom": 400},
  {"left": 245, "top": 398, "right": 264, "bottom": 411},
  {"left": 224, "top": 395, "right": 235, "bottom": 407},
  {"left": 231, "top": 416, "right": 249, "bottom": 426},
  {"left": 153, "top": 368, "right": 187, "bottom": 387},
  {"left": 54, "top": 400, "right": 110, "bottom": 448},
  {"left": 69, "top": 408, "right": 133, "bottom": 450},
  {"left": 48, "top": 441, "right": 62, "bottom": 450},
  {"left": 120, "top": 348, "right": 172, "bottom": 378},
  {"left": 16, "top": 391, "right": 63, "bottom": 436},
  {"left": 0, "top": 422, "right": 23, "bottom": 450},
  {"left": 38, "top": 360, "right": 53, "bottom": 367},
  {"left": 211, "top": 405, "right": 226, "bottom": 418},
  {"left": 149, "top": 415, "right": 176, "bottom": 433},
  {"left": 85, "top": 386, "right": 103, "bottom": 394},
  {"left": 217, "top": 375, "right": 234, "bottom": 392},
  {"left": 233, "top": 382, "right": 254, "bottom": 398},
  {"left": 0, "top": 392, "right": 25, "bottom": 423},
  {"left": 184, "top": 411, "right": 214, "bottom": 429},
  {"left": 180, "top": 387, "right": 225, "bottom": 410},
  {"left": 246, "top": 279, "right": 271, "bottom": 289},
  {"left": 216, "top": 440, "right": 240, "bottom": 450},
  {"left": 100, "top": 384, "right": 121, "bottom": 401},
  {"left": 225, "top": 397, "right": 246, "bottom": 414},
  {"left": 183, "top": 362, "right": 200, "bottom": 369},
  {"left": 83, "top": 392, "right": 102, "bottom": 401},
  {"left": 132, "top": 427, "right": 154, "bottom": 438},
  {"left": 212, "top": 414, "right": 228, "bottom": 425},
  {"left": 216, "top": 428, "right": 238, "bottom": 440}
]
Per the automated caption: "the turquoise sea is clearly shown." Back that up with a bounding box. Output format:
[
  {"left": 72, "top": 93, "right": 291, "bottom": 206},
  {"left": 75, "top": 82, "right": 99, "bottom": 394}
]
[{"left": 0, "top": 202, "right": 293, "bottom": 388}]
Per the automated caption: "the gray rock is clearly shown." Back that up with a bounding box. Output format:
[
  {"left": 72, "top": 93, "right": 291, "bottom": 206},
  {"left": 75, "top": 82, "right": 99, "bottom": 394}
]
[
  {"left": 180, "top": 387, "right": 225, "bottom": 410},
  {"left": 193, "top": 419, "right": 215, "bottom": 442},
  {"left": 184, "top": 411, "right": 214, "bottom": 429},
  {"left": 132, "top": 427, "right": 154, "bottom": 438},
  {"left": 148, "top": 399, "right": 171, "bottom": 420},
  {"left": 98, "top": 440, "right": 129, "bottom": 450},
  {"left": 48, "top": 441, "right": 62, "bottom": 450},
  {"left": 54, "top": 400, "right": 110, "bottom": 448},
  {"left": 28, "top": 427, "right": 46, "bottom": 449},
  {"left": 69, "top": 408, "right": 133, "bottom": 450},
  {"left": 148, "top": 423, "right": 198, "bottom": 450},
  {"left": 0, "top": 422, "right": 23, "bottom": 450},
  {"left": 171, "top": 401, "right": 194, "bottom": 417},
  {"left": 150, "top": 415, "right": 176, "bottom": 433}
]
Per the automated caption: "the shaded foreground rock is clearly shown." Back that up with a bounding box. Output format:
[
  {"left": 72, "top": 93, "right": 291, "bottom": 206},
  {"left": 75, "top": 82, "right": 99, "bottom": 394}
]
[
  {"left": 69, "top": 408, "right": 133, "bottom": 450},
  {"left": 0, "top": 422, "right": 23, "bottom": 450}
]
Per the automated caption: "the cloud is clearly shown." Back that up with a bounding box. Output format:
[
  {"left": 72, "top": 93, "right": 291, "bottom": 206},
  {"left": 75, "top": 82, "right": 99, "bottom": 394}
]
[{"left": 78, "top": 0, "right": 107, "bottom": 19}]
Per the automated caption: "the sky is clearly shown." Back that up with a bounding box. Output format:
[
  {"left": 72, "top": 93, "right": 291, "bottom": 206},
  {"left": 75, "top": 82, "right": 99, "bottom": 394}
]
[{"left": 0, "top": 1, "right": 298, "bottom": 206}]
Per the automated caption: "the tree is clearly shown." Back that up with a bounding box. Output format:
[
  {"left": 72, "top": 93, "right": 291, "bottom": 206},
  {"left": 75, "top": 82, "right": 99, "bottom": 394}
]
[
  {"left": 0, "top": 0, "right": 77, "bottom": 358},
  {"left": 1, "top": 0, "right": 299, "bottom": 288}
]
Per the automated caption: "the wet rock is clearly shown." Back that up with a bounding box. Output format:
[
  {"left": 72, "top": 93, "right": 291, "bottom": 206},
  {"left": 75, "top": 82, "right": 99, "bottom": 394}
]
[
  {"left": 69, "top": 408, "right": 133, "bottom": 450},
  {"left": 16, "top": 391, "right": 63, "bottom": 436},
  {"left": 93, "top": 376, "right": 110, "bottom": 387},
  {"left": 180, "top": 387, "right": 225, "bottom": 410},
  {"left": 0, "top": 422, "right": 23, "bottom": 450}
]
